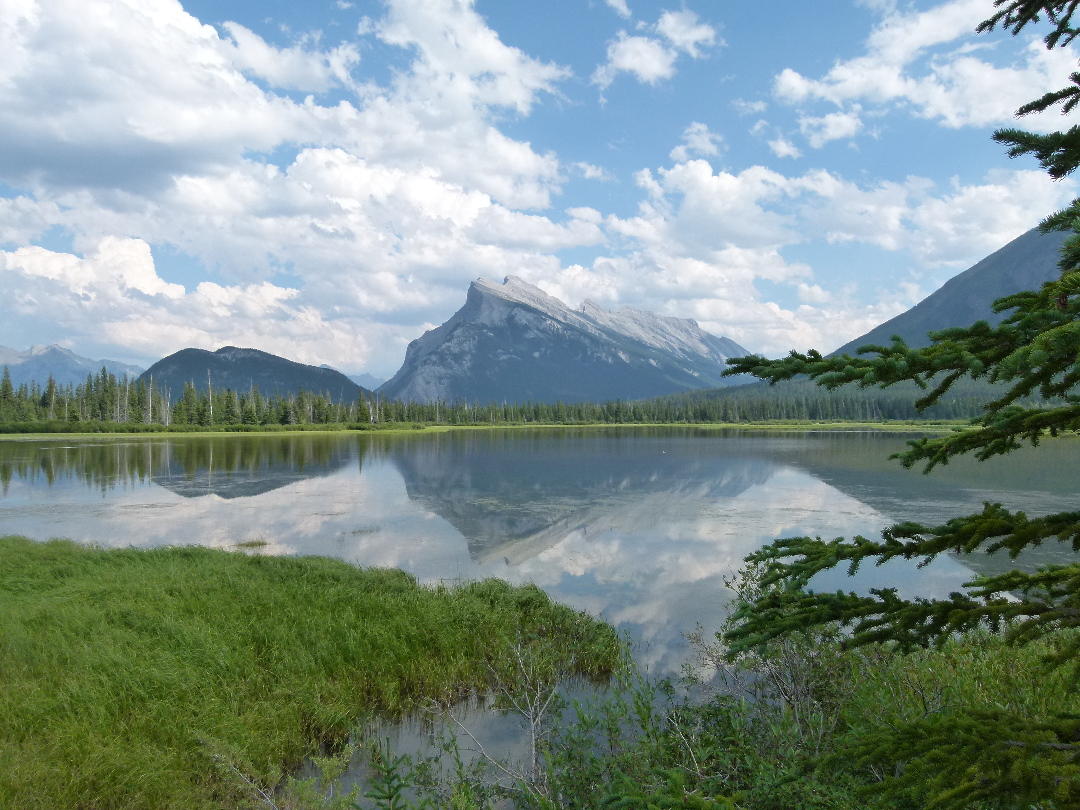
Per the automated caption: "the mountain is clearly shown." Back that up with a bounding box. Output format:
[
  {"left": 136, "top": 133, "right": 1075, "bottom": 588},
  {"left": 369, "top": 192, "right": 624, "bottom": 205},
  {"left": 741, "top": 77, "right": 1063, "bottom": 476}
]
[
  {"left": 138, "top": 346, "right": 372, "bottom": 400},
  {"left": 348, "top": 372, "right": 387, "bottom": 390},
  {"left": 833, "top": 227, "right": 1068, "bottom": 355},
  {"left": 659, "top": 228, "right": 1069, "bottom": 416},
  {"left": 317, "top": 365, "right": 386, "bottom": 390},
  {"left": 0, "top": 344, "right": 143, "bottom": 387},
  {"left": 379, "top": 276, "right": 750, "bottom": 403}
]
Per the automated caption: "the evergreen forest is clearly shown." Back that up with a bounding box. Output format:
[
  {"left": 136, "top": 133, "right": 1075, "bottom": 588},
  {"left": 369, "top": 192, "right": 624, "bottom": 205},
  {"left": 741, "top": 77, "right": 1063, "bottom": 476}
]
[{"left": 0, "top": 364, "right": 1003, "bottom": 431}]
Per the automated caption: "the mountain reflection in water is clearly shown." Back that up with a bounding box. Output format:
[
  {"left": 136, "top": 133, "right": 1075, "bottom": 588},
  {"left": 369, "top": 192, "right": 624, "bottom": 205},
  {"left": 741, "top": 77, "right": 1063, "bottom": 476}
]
[
  {"left": 0, "top": 435, "right": 359, "bottom": 499},
  {"left": 386, "top": 429, "right": 777, "bottom": 564},
  {"left": 2, "top": 428, "right": 1076, "bottom": 672}
]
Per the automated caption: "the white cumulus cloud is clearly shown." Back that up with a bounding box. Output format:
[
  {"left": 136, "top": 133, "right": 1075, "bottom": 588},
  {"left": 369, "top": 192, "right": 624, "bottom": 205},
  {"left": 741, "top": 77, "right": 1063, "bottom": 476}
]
[
  {"left": 0, "top": 0, "right": 1071, "bottom": 377},
  {"left": 592, "top": 32, "right": 678, "bottom": 89},
  {"left": 767, "top": 137, "right": 802, "bottom": 159},
  {"left": 592, "top": 9, "right": 717, "bottom": 91},
  {"left": 0, "top": 238, "right": 377, "bottom": 367},
  {"left": 773, "top": 0, "right": 1077, "bottom": 137},
  {"left": 799, "top": 109, "right": 864, "bottom": 148},
  {"left": 656, "top": 10, "right": 718, "bottom": 57},
  {"left": 669, "top": 122, "right": 723, "bottom": 162}
]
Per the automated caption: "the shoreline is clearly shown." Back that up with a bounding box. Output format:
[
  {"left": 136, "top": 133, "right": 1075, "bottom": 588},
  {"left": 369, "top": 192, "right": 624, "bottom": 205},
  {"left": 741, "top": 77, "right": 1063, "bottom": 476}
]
[{"left": 0, "top": 419, "right": 966, "bottom": 441}]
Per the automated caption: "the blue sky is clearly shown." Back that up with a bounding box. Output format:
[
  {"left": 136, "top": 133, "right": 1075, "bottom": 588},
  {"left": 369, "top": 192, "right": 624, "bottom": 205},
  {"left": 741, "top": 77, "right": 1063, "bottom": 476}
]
[{"left": 1, "top": 0, "right": 1077, "bottom": 377}]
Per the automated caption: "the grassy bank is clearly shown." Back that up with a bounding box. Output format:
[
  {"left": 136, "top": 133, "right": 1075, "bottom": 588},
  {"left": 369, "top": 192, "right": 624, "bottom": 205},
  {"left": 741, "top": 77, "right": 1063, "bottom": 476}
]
[{"left": 0, "top": 537, "right": 621, "bottom": 809}]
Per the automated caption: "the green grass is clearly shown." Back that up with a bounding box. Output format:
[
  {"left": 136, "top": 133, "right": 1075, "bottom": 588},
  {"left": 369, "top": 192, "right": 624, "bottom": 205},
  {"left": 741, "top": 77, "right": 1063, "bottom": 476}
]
[{"left": 0, "top": 536, "right": 621, "bottom": 809}]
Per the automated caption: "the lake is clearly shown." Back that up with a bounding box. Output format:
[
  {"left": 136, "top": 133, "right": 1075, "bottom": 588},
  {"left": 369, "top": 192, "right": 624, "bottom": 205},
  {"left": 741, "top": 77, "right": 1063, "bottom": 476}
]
[{"left": 2, "top": 427, "right": 1078, "bottom": 674}]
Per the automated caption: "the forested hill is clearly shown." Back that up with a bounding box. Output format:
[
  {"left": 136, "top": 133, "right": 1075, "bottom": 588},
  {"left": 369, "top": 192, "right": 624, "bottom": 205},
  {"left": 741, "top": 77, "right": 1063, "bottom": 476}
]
[{"left": 138, "top": 346, "right": 371, "bottom": 400}]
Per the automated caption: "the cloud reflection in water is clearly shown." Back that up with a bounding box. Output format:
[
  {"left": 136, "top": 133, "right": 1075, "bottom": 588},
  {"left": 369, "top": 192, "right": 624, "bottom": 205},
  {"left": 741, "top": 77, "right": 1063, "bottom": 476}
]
[{"left": 2, "top": 428, "right": 1075, "bottom": 672}]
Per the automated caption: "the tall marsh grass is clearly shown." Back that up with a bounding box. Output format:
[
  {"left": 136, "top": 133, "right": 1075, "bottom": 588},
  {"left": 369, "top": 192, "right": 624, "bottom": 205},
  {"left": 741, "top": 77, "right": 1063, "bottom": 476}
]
[{"left": 0, "top": 536, "right": 620, "bottom": 809}]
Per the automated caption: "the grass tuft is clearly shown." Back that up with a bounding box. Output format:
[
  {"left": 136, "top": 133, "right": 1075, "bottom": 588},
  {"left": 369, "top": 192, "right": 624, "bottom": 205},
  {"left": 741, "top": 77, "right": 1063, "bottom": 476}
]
[{"left": 0, "top": 536, "right": 621, "bottom": 809}]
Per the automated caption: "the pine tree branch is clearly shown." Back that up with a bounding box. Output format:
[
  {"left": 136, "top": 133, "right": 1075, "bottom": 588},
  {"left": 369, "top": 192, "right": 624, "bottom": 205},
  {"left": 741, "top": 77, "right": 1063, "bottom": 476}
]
[
  {"left": 1017, "top": 72, "right": 1080, "bottom": 116},
  {"left": 993, "top": 126, "right": 1080, "bottom": 179},
  {"left": 978, "top": 1, "right": 1080, "bottom": 49},
  {"left": 838, "top": 710, "right": 1080, "bottom": 809}
]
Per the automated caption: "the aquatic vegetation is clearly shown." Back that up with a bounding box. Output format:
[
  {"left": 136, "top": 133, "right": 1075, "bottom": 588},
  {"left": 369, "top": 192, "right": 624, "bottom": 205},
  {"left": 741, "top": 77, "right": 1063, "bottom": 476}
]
[{"left": 0, "top": 536, "right": 620, "bottom": 809}]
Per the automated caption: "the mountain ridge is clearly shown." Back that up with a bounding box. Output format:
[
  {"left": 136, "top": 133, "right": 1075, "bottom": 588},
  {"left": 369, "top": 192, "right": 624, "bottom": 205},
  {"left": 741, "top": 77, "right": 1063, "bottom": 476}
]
[
  {"left": 832, "top": 227, "right": 1067, "bottom": 355},
  {"left": 379, "top": 275, "right": 750, "bottom": 403},
  {"left": 0, "top": 344, "right": 144, "bottom": 387}
]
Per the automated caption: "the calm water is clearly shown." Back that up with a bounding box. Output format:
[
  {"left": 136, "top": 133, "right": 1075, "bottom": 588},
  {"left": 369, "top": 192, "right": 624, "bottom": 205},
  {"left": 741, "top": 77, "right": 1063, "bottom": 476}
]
[{"left": 2, "top": 427, "right": 1078, "bottom": 673}]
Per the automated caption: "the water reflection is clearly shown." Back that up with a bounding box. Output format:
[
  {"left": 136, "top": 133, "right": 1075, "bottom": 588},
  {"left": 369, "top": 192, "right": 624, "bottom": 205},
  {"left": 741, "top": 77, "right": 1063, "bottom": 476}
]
[
  {"left": 1, "top": 428, "right": 1077, "bottom": 672},
  {"left": 386, "top": 429, "right": 777, "bottom": 564},
  {"left": 0, "top": 435, "right": 359, "bottom": 499}
]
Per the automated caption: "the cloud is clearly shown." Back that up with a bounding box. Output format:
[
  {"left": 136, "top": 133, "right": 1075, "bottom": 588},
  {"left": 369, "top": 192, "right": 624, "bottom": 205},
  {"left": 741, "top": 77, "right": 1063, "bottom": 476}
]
[
  {"left": 5, "top": 238, "right": 184, "bottom": 300},
  {"left": 799, "top": 109, "right": 863, "bottom": 148},
  {"left": 544, "top": 159, "right": 1077, "bottom": 355},
  {"left": 220, "top": 22, "right": 360, "bottom": 92},
  {"left": 0, "top": 0, "right": 592, "bottom": 372},
  {"left": 733, "top": 98, "right": 767, "bottom": 116},
  {"left": 0, "top": 0, "right": 568, "bottom": 209},
  {"left": 797, "top": 283, "right": 831, "bottom": 304},
  {"left": 655, "top": 10, "right": 718, "bottom": 57},
  {"left": 791, "top": 167, "right": 1077, "bottom": 266},
  {"left": 592, "top": 32, "right": 678, "bottom": 89},
  {"left": 1, "top": 0, "right": 1071, "bottom": 376},
  {"left": 0, "top": 0, "right": 327, "bottom": 193},
  {"left": 571, "top": 162, "right": 614, "bottom": 181},
  {"left": 0, "top": 238, "right": 378, "bottom": 367},
  {"left": 669, "top": 122, "right": 723, "bottom": 162},
  {"left": 767, "top": 137, "right": 802, "bottom": 159},
  {"left": 374, "top": 0, "right": 568, "bottom": 116},
  {"left": 773, "top": 0, "right": 1077, "bottom": 135},
  {"left": 592, "top": 10, "right": 717, "bottom": 91},
  {"left": 605, "top": 0, "right": 632, "bottom": 19}
]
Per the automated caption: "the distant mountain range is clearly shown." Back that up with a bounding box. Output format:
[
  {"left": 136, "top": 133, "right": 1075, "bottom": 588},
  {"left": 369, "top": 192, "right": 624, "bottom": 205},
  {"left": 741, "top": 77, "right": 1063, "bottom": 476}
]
[
  {"left": 379, "top": 275, "right": 750, "bottom": 403},
  {"left": 349, "top": 372, "right": 387, "bottom": 390},
  {"left": 138, "top": 347, "right": 372, "bottom": 400},
  {"left": 832, "top": 227, "right": 1067, "bottom": 355},
  {"left": 319, "top": 367, "right": 385, "bottom": 391},
  {"left": 0, "top": 344, "right": 143, "bottom": 387},
  {"left": 8, "top": 228, "right": 1061, "bottom": 406}
]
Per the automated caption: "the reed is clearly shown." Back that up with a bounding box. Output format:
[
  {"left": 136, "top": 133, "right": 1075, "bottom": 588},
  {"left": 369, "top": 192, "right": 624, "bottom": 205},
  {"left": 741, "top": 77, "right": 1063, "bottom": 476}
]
[{"left": 0, "top": 536, "right": 620, "bottom": 809}]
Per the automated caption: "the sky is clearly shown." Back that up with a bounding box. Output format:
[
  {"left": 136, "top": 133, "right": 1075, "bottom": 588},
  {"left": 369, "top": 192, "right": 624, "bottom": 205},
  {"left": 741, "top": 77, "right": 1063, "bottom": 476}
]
[{"left": 1, "top": 0, "right": 1078, "bottom": 378}]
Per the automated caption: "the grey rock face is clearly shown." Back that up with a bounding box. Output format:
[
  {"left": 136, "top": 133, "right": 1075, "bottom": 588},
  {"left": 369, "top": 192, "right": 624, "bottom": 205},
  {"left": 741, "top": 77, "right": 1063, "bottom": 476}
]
[
  {"left": 832, "top": 227, "right": 1068, "bottom": 355},
  {"left": 380, "top": 276, "right": 750, "bottom": 403}
]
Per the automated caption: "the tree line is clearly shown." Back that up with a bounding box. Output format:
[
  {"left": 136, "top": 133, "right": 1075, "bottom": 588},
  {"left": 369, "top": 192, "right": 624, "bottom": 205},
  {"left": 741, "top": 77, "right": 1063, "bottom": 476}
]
[{"left": 0, "top": 364, "right": 1006, "bottom": 430}]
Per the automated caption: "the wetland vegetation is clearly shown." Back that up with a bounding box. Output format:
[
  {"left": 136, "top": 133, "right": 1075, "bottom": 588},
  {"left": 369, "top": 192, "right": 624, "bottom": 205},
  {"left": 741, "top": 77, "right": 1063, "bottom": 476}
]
[{"left": 0, "top": 536, "right": 620, "bottom": 809}]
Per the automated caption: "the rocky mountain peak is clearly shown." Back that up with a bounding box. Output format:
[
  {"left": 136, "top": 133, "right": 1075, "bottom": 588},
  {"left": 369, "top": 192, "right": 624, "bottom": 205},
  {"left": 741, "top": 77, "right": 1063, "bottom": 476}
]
[
  {"left": 472, "top": 276, "right": 576, "bottom": 322},
  {"left": 379, "top": 276, "right": 751, "bottom": 403}
]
